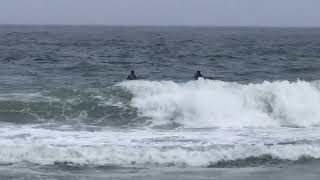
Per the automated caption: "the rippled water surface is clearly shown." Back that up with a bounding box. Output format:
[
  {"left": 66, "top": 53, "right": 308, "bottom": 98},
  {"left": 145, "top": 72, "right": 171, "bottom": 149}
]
[{"left": 1, "top": 25, "right": 320, "bottom": 179}]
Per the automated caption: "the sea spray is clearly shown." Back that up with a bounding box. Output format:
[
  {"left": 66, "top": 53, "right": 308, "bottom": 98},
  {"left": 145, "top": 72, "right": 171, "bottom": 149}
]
[{"left": 120, "top": 80, "right": 320, "bottom": 128}]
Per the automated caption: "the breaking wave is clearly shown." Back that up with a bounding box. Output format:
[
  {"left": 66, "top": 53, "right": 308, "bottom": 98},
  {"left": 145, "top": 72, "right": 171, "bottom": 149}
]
[
  {"left": 0, "top": 126, "right": 320, "bottom": 167},
  {"left": 1, "top": 79, "right": 320, "bottom": 129},
  {"left": 120, "top": 79, "right": 320, "bottom": 128}
]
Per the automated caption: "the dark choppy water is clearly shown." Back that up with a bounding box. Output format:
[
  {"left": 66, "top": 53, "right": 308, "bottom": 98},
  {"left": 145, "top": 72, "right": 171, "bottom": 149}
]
[{"left": 1, "top": 25, "right": 320, "bottom": 179}]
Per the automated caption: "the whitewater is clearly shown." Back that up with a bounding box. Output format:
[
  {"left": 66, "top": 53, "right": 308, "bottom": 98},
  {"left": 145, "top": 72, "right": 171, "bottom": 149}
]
[
  {"left": 2, "top": 26, "right": 320, "bottom": 180},
  {"left": 120, "top": 79, "right": 320, "bottom": 128},
  {"left": 1, "top": 80, "right": 320, "bottom": 168}
]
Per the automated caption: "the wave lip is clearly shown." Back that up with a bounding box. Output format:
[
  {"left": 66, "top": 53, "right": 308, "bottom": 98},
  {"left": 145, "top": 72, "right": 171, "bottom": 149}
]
[{"left": 119, "top": 80, "right": 320, "bottom": 128}]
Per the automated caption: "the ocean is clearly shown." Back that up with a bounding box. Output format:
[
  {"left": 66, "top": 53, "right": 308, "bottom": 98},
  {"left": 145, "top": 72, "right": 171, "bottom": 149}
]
[{"left": 1, "top": 25, "right": 320, "bottom": 179}]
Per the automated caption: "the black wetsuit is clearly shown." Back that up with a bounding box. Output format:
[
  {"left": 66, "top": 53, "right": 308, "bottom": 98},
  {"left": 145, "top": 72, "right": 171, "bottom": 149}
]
[
  {"left": 194, "top": 73, "right": 204, "bottom": 80},
  {"left": 127, "top": 74, "right": 137, "bottom": 80}
]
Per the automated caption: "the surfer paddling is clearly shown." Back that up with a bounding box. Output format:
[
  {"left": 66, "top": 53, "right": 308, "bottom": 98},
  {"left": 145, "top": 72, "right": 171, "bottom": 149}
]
[
  {"left": 194, "top": 70, "right": 206, "bottom": 80},
  {"left": 127, "top": 70, "right": 137, "bottom": 80}
]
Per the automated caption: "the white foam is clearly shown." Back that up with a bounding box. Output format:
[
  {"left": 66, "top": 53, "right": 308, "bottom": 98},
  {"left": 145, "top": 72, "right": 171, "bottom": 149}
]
[
  {"left": 119, "top": 80, "right": 320, "bottom": 128},
  {"left": 1, "top": 126, "right": 320, "bottom": 166},
  {"left": 1, "top": 80, "right": 320, "bottom": 166}
]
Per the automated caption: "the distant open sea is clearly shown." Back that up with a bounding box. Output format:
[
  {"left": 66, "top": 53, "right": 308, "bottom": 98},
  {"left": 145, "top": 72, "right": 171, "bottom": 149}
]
[{"left": 1, "top": 25, "right": 320, "bottom": 179}]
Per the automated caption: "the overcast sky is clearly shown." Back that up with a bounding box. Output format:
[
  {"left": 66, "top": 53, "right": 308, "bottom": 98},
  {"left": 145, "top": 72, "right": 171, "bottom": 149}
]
[{"left": 0, "top": 0, "right": 319, "bottom": 27}]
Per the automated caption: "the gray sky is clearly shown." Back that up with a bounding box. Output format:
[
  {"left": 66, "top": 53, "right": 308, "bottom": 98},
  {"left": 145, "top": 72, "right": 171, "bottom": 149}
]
[{"left": 0, "top": 0, "right": 319, "bottom": 27}]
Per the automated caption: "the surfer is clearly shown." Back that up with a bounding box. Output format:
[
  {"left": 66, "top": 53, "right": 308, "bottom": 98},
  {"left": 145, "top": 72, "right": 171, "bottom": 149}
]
[
  {"left": 127, "top": 70, "right": 137, "bottom": 80},
  {"left": 194, "top": 70, "right": 206, "bottom": 80}
]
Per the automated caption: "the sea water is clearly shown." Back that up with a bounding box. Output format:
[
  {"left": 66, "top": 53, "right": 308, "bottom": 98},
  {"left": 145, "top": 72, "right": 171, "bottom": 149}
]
[{"left": 1, "top": 25, "right": 320, "bottom": 179}]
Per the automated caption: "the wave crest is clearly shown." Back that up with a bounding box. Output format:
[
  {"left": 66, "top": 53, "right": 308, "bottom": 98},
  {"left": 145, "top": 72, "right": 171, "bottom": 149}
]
[{"left": 120, "top": 80, "right": 320, "bottom": 128}]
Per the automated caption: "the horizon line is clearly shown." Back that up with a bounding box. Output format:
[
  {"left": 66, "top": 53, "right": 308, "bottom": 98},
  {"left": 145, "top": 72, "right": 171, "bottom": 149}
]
[{"left": 1, "top": 23, "right": 320, "bottom": 29}]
